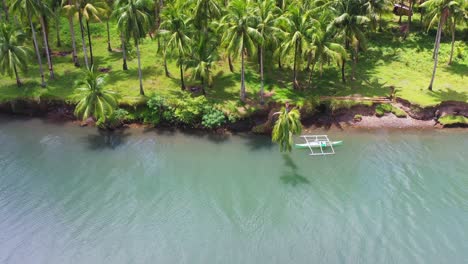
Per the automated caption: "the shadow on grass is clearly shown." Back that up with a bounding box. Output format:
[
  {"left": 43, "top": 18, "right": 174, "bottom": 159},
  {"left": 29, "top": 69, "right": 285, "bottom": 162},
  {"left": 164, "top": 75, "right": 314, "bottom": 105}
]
[
  {"left": 446, "top": 61, "right": 468, "bottom": 77},
  {"left": 431, "top": 88, "right": 468, "bottom": 103},
  {"left": 280, "top": 154, "right": 310, "bottom": 186}
]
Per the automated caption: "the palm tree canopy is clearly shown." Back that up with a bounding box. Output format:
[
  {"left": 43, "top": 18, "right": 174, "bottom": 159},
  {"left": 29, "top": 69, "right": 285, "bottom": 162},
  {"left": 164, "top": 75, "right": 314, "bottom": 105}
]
[
  {"left": 0, "top": 23, "right": 30, "bottom": 77},
  {"left": 73, "top": 66, "right": 119, "bottom": 122},
  {"left": 114, "top": 0, "right": 152, "bottom": 43},
  {"left": 220, "top": 0, "right": 263, "bottom": 57},
  {"left": 272, "top": 106, "right": 302, "bottom": 152}
]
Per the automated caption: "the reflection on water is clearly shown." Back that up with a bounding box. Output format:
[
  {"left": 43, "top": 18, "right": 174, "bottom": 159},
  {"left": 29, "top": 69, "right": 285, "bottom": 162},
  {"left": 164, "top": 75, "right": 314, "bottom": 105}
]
[{"left": 0, "top": 116, "right": 467, "bottom": 264}]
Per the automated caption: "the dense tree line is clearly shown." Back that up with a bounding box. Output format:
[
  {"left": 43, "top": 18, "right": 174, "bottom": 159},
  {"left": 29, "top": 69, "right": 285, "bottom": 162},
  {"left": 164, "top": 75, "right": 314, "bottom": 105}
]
[{"left": 0, "top": 0, "right": 467, "bottom": 97}]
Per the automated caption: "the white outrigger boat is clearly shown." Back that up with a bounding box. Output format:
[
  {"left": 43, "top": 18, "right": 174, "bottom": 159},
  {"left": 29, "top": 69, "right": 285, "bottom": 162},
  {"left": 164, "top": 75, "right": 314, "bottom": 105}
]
[{"left": 295, "top": 135, "right": 342, "bottom": 155}]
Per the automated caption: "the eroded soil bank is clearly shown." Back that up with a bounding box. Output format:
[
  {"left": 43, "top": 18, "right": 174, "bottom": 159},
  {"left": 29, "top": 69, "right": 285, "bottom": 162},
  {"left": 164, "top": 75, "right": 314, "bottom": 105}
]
[{"left": 0, "top": 98, "right": 467, "bottom": 132}]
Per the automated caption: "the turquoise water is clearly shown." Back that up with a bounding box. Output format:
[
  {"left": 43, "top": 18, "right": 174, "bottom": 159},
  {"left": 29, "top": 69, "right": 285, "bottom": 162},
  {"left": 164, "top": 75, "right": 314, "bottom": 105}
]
[{"left": 0, "top": 116, "right": 467, "bottom": 263}]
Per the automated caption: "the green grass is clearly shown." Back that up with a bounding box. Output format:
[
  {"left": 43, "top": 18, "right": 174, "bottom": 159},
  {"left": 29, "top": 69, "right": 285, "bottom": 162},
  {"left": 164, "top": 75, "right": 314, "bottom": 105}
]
[
  {"left": 0, "top": 14, "right": 467, "bottom": 112},
  {"left": 376, "top": 103, "right": 407, "bottom": 117},
  {"left": 438, "top": 115, "right": 468, "bottom": 126}
]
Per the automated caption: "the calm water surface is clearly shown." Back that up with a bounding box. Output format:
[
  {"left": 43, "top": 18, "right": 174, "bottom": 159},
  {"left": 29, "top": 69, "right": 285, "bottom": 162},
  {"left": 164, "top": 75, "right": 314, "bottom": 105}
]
[{"left": 0, "top": 116, "right": 467, "bottom": 263}]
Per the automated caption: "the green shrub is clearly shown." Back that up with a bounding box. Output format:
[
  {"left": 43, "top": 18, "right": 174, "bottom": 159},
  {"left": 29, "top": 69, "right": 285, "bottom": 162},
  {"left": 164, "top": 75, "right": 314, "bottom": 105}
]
[
  {"left": 145, "top": 95, "right": 174, "bottom": 125},
  {"left": 170, "top": 94, "right": 208, "bottom": 125},
  {"left": 391, "top": 106, "right": 407, "bottom": 118},
  {"left": 438, "top": 115, "right": 468, "bottom": 126},
  {"left": 354, "top": 114, "right": 362, "bottom": 121},
  {"left": 202, "top": 107, "right": 226, "bottom": 128},
  {"left": 375, "top": 104, "right": 392, "bottom": 117}
]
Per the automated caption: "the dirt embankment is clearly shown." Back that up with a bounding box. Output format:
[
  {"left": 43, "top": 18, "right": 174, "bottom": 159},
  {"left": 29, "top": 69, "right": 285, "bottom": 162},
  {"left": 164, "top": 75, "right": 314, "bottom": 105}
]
[{"left": 0, "top": 98, "right": 467, "bottom": 132}]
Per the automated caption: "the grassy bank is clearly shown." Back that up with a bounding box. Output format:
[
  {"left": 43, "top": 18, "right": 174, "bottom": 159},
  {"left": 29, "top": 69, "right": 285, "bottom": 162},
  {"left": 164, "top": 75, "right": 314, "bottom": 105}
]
[{"left": 0, "top": 15, "right": 467, "bottom": 114}]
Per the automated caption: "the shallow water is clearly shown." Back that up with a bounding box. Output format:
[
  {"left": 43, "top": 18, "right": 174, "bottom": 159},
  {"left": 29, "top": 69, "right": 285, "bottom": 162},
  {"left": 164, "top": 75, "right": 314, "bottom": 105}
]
[{"left": 0, "top": 116, "right": 467, "bottom": 264}]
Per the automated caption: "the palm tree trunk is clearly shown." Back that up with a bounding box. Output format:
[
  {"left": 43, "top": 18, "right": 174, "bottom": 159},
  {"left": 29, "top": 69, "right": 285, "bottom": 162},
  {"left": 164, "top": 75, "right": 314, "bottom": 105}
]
[
  {"left": 278, "top": 56, "right": 282, "bottom": 69},
  {"left": 378, "top": 11, "right": 383, "bottom": 32},
  {"left": 428, "top": 16, "right": 444, "bottom": 91},
  {"left": 135, "top": 40, "right": 144, "bottom": 96},
  {"left": 55, "top": 15, "right": 61, "bottom": 47},
  {"left": 29, "top": 13, "right": 46, "bottom": 87},
  {"left": 352, "top": 42, "right": 358, "bottom": 81},
  {"left": 407, "top": 0, "right": 414, "bottom": 35},
  {"left": 121, "top": 35, "right": 128, "bottom": 70},
  {"left": 228, "top": 55, "right": 234, "bottom": 72},
  {"left": 432, "top": 18, "right": 442, "bottom": 59},
  {"left": 260, "top": 46, "right": 265, "bottom": 104},
  {"left": 39, "top": 16, "right": 54, "bottom": 79},
  {"left": 201, "top": 76, "right": 206, "bottom": 96},
  {"left": 106, "top": 21, "right": 112, "bottom": 52},
  {"left": 13, "top": 64, "right": 21, "bottom": 87},
  {"left": 341, "top": 58, "right": 346, "bottom": 83},
  {"left": 257, "top": 44, "right": 261, "bottom": 70},
  {"left": 240, "top": 47, "right": 246, "bottom": 101},
  {"left": 2, "top": 0, "right": 8, "bottom": 21},
  {"left": 78, "top": 13, "right": 89, "bottom": 69},
  {"left": 308, "top": 63, "right": 315, "bottom": 88},
  {"left": 293, "top": 39, "right": 299, "bottom": 89},
  {"left": 179, "top": 54, "right": 185, "bottom": 90},
  {"left": 86, "top": 20, "right": 94, "bottom": 66},
  {"left": 163, "top": 50, "right": 170, "bottom": 77},
  {"left": 448, "top": 22, "right": 455, "bottom": 65},
  {"left": 68, "top": 0, "right": 79, "bottom": 67}
]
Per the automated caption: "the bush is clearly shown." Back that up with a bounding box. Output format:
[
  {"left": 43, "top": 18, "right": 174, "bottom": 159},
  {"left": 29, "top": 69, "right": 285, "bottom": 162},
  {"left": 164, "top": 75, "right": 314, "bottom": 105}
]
[
  {"left": 97, "top": 108, "right": 129, "bottom": 129},
  {"left": 145, "top": 95, "right": 174, "bottom": 125},
  {"left": 170, "top": 94, "right": 208, "bottom": 125},
  {"left": 202, "top": 107, "right": 226, "bottom": 128},
  {"left": 376, "top": 104, "right": 407, "bottom": 118},
  {"left": 354, "top": 114, "right": 362, "bottom": 121}
]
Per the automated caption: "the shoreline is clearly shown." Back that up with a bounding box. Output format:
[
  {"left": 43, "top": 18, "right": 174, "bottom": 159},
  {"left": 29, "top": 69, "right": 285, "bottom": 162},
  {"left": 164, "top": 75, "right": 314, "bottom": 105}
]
[{"left": 0, "top": 98, "right": 467, "bottom": 132}]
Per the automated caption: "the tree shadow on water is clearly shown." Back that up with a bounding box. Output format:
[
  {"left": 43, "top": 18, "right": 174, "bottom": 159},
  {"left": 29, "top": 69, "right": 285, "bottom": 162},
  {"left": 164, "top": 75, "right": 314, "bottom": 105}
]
[
  {"left": 280, "top": 154, "right": 310, "bottom": 186},
  {"left": 83, "top": 129, "right": 131, "bottom": 150}
]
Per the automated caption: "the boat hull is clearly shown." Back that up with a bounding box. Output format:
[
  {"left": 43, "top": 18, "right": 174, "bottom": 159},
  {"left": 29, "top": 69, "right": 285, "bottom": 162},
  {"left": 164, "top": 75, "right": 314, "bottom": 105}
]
[{"left": 295, "top": 140, "right": 343, "bottom": 149}]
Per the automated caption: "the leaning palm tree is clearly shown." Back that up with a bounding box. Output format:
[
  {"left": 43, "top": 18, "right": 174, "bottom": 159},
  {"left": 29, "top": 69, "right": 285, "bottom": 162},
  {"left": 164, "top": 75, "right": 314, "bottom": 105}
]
[
  {"left": 73, "top": 66, "right": 119, "bottom": 123},
  {"left": 160, "top": 1, "right": 192, "bottom": 90},
  {"left": 11, "top": 0, "right": 47, "bottom": 87},
  {"left": 0, "top": 23, "right": 31, "bottom": 87},
  {"left": 220, "top": 0, "right": 262, "bottom": 101},
  {"left": 37, "top": 1, "right": 55, "bottom": 79},
  {"left": 421, "top": 0, "right": 459, "bottom": 90},
  {"left": 272, "top": 103, "right": 302, "bottom": 152},
  {"left": 114, "top": 0, "right": 151, "bottom": 96}
]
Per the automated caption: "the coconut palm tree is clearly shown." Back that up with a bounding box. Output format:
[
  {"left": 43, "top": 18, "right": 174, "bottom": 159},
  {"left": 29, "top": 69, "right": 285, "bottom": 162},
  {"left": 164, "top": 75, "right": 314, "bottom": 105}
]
[
  {"left": 11, "top": 0, "right": 47, "bottom": 87},
  {"left": 50, "top": 0, "right": 63, "bottom": 47},
  {"left": 446, "top": 0, "right": 465, "bottom": 64},
  {"left": 114, "top": 0, "right": 151, "bottom": 95},
  {"left": 0, "top": 23, "right": 31, "bottom": 86},
  {"left": 309, "top": 29, "right": 347, "bottom": 87},
  {"left": 62, "top": 0, "right": 80, "bottom": 66},
  {"left": 186, "top": 37, "right": 218, "bottom": 96},
  {"left": 63, "top": 0, "right": 106, "bottom": 68},
  {"left": 327, "top": 0, "right": 369, "bottom": 82},
  {"left": 253, "top": 0, "right": 281, "bottom": 103},
  {"left": 73, "top": 66, "right": 119, "bottom": 122},
  {"left": 272, "top": 103, "right": 302, "bottom": 152},
  {"left": 37, "top": 2, "right": 55, "bottom": 79},
  {"left": 220, "top": 0, "right": 262, "bottom": 101},
  {"left": 421, "top": 0, "right": 459, "bottom": 90},
  {"left": 279, "top": 4, "right": 318, "bottom": 89},
  {"left": 160, "top": 1, "right": 192, "bottom": 90}
]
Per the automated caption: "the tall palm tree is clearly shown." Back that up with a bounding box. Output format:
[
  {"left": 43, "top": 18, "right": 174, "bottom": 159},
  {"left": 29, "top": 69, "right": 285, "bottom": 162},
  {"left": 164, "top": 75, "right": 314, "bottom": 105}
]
[
  {"left": 160, "top": 1, "right": 192, "bottom": 90},
  {"left": 115, "top": 0, "right": 151, "bottom": 95},
  {"left": 253, "top": 0, "right": 281, "bottom": 103},
  {"left": 83, "top": 0, "right": 107, "bottom": 66},
  {"left": 220, "top": 0, "right": 262, "bottom": 101},
  {"left": 327, "top": 0, "right": 369, "bottom": 82},
  {"left": 0, "top": 23, "right": 31, "bottom": 86},
  {"left": 421, "top": 0, "right": 460, "bottom": 90},
  {"left": 272, "top": 103, "right": 302, "bottom": 152},
  {"left": 50, "top": 0, "right": 63, "bottom": 47},
  {"left": 279, "top": 5, "right": 318, "bottom": 89},
  {"left": 11, "top": 0, "right": 47, "bottom": 87},
  {"left": 104, "top": 0, "right": 114, "bottom": 51},
  {"left": 63, "top": 0, "right": 105, "bottom": 68},
  {"left": 63, "top": 0, "right": 80, "bottom": 66},
  {"left": 446, "top": 0, "right": 465, "bottom": 64},
  {"left": 73, "top": 66, "right": 119, "bottom": 122},
  {"left": 186, "top": 37, "right": 218, "bottom": 96},
  {"left": 309, "top": 28, "right": 347, "bottom": 87},
  {"left": 38, "top": 2, "right": 55, "bottom": 79}
]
